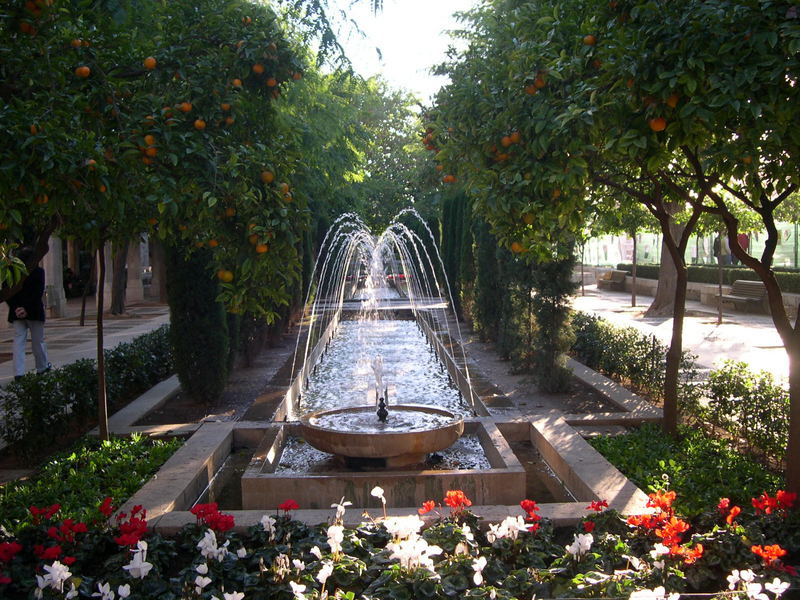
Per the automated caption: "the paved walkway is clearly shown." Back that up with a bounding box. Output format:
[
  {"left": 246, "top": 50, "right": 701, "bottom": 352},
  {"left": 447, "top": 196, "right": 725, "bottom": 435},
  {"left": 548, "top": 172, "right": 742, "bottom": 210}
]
[
  {"left": 0, "top": 297, "right": 170, "bottom": 388},
  {"left": 572, "top": 285, "right": 788, "bottom": 382}
]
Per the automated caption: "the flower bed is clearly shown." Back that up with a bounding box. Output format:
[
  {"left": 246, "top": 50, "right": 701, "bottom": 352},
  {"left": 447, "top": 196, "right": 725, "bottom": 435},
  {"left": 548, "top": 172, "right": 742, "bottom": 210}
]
[{"left": 1, "top": 488, "right": 797, "bottom": 599}]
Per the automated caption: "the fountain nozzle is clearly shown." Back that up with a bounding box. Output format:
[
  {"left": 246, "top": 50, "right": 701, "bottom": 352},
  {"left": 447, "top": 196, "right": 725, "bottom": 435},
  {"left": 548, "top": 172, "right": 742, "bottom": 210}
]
[{"left": 377, "top": 397, "right": 389, "bottom": 422}]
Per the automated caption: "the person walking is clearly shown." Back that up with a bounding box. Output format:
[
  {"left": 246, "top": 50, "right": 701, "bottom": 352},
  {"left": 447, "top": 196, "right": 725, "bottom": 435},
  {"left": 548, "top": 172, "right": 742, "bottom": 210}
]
[{"left": 6, "top": 247, "right": 51, "bottom": 380}]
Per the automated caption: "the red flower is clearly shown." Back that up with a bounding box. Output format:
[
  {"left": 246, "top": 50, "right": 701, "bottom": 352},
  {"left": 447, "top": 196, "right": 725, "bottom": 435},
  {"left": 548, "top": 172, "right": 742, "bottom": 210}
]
[
  {"left": 114, "top": 510, "right": 148, "bottom": 547},
  {"left": 583, "top": 520, "right": 595, "bottom": 533},
  {"left": 647, "top": 491, "right": 676, "bottom": 514},
  {"left": 520, "top": 499, "right": 541, "bottom": 522},
  {"left": 443, "top": 490, "right": 472, "bottom": 510},
  {"left": 29, "top": 503, "right": 60, "bottom": 525},
  {"left": 98, "top": 496, "right": 115, "bottom": 517},
  {"left": 725, "top": 506, "right": 741, "bottom": 525},
  {"left": 34, "top": 545, "right": 62, "bottom": 560},
  {"left": 752, "top": 544, "right": 788, "bottom": 567},
  {"left": 62, "top": 556, "right": 76, "bottom": 566},
  {"left": 418, "top": 500, "right": 436, "bottom": 515},
  {"left": 586, "top": 500, "right": 608, "bottom": 512},
  {"left": 0, "top": 542, "right": 22, "bottom": 563},
  {"left": 671, "top": 543, "right": 704, "bottom": 565},
  {"left": 655, "top": 516, "right": 689, "bottom": 547},
  {"left": 528, "top": 521, "right": 540, "bottom": 533},
  {"left": 717, "top": 498, "right": 731, "bottom": 514},
  {"left": 279, "top": 499, "right": 299, "bottom": 514},
  {"left": 0, "top": 574, "right": 11, "bottom": 585},
  {"left": 776, "top": 490, "right": 797, "bottom": 510}
]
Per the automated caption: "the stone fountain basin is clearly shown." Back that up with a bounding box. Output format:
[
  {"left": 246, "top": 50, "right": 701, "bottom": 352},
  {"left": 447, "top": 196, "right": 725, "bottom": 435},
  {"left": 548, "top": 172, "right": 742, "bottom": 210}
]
[{"left": 299, "top": 404, "right": 464, "bottom": 467}]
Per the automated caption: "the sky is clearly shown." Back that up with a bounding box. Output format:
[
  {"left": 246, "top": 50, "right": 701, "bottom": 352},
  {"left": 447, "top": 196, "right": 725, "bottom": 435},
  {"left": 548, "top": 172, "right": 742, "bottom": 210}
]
[{"left": 327, "top": 0, "right": 477, "bottom": 103}]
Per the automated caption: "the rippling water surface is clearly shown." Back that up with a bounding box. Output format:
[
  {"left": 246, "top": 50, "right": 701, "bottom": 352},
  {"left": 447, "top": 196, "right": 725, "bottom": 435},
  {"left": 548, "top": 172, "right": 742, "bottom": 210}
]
[{"left": 300, "top": 319, "right": 468, "bottom": 417}]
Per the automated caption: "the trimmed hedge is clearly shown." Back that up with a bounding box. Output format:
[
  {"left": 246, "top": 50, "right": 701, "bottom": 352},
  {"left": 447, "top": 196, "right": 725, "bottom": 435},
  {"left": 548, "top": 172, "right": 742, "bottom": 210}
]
[
  {"left": 616, "top": 262, "right": 800, "bottom": 293},
  {"left": 571, "top": 311, "right": 788, "bottom": 467},
  {"left": 0, "top": 325, "right": 173, "bottom": 457}
]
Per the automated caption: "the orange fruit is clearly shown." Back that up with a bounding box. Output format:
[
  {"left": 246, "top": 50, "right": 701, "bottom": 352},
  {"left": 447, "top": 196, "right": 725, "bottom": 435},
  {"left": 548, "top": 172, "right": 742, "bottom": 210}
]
[
  {"left": 86, "top": 158, "right": 97, "bottom": 170},
  {"left": 282, "top": 192, "right": 293, "bottom": 202},
  {"left": 665, "top": 93, "right": 679, "bottom": 108},
  {"left": 443, "top": 174, "right": 456, "bottom": 183},
  {"left": 147, "top": 217, "right": 158, "bottom": 225},
  {"left": 522, "top": 213, "right": 534, "bottom": 225},
  {"left": 144, "top": 134, "right": 156, "bottom": 146},
  {"left": 143, "top": 56, "right": 157, "bottom": 70},
  {"left": 224, "top": 207, "right": 236, "bottom": 217},
  {"left": 30, "top": 124, "right": 39, "bottom": 135},
  {"left": 194, "top": 119, "right": 206, "bottom": 130},
  {"left": 35, "top": 193, "right": 49, "bottom": 204},
  {"left": 248, "top": 233, "right": 259, "bottom": 245},
  {"left": 524, "top": 83, "right": 538, "bottom": 96},
  {"left": 501, "top": 135, "right": 513, "bottom": 148},
  {"left": 255, "top": 243, "right": 269, "bottom": 254},
  {"left": 510, "top": 241, "right": 525, "bottom": 254},
  {"left": 220, "top": 102, "right": 231, "bottom": 111},
  {"left": 552, "top": 189, "right": 562, "bottom": 199},
  {"left": 742, "top": 155, "right": 752, "bottom": 165},
  {"left": 217, "top": 269, "right": 234, "bottom": 283},
  {"left": 232, "top": 78, "right": 243, "bottom": 88},
  {"left": 98, "top": 184, "right": 107, "bottom": 193},
  {"left": 74, "top": 65, "right": 90, "bottom": 78},
  {"left": 648, "top": 117, "right": 667, "bottom": 132},
  {"left": 435, "top": 164, "right": 444, "bottom": 172},
  {"left": 144, "top": 146, "right": 158, "bottom": 158},
  {"left": 178, "top": 224, "right": 188, "bottom": 231},
  {"left": 626, "top": 78, "right": 635, "bottom": 89},
  {"left": 208, "top": 239, "right": 219, "bottom": 248},
  {"left": 142, "top": 156, "right": 153, "bottom": 165},
  {"left": 509, "top": 131, "right": 521, "bottom": 144},
  {"left": 224, "top": 116, "right": 235, "bottom": 126},
  {"left": 266, "top": 77, "right": 277, "bottom": 87},
  {"left": 260, "top": 170, "right": 274, "bottom": 184},
  {"left": 292, "top": 72, "right": 302, "bottom": 80},
  {"left": 534, "top": 75, "right": 546, "bottom": 89},
  {"left": 179, "top": 101, "right": 193, "bottom": 113},
  {"left": 252, "top": 63, "right": 265, "bottom": 75},
  {"left": 583, "top": 34, "right": 597, "bottom": 46},
  {"left": 70, "top": 38, "right": 82, "bottom": 48},
  {"left": 143, "top": 115, "right": 155, "bottom": 125},
  {"left": 279, "top": 182, "right": 289, "bottom": 194}
]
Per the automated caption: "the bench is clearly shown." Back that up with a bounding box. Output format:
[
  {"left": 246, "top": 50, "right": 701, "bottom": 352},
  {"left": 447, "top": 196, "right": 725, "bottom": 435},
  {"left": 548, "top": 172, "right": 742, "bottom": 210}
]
[
  {"left": 596, "top": 269, "right": 628, "bottom": 291},
  {"left": 719, "top": 280, "right": 768, "bottom": 313}
]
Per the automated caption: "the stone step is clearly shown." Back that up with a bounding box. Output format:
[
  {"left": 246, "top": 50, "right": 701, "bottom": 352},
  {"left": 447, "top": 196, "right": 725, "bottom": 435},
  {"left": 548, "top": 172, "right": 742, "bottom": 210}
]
[{"left": 574, "top": 424, "right": 628, "bottom": 438}]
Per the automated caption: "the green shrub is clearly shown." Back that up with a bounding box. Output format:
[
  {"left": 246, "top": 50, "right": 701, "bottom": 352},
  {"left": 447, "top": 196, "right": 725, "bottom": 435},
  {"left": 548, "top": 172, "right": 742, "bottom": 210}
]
[
  {"left": 616, "top": 262, "right": 800, "bottom": 293},
  {"left": 0, "top": 434, "right": 182, "bottom": 534},
  {"left": 705, "top": 361, "right": 789, "bottom": 466},
  {"left": 165, "top": 244, "right": 230, "bottom": 404},
  {"left": 0, "top": 326, "right": 173, "bottom": 456},
  {"left": 589, "top": 424, "right": 782, "bottom": 517}
]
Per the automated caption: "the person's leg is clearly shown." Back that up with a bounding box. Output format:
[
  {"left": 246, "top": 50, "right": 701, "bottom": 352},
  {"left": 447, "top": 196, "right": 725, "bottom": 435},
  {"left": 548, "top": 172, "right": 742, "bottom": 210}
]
[
  {"left": 28, "top": 320, "right": 51, "bottom": 373},
  {"left": 12, "top": 320, "right": 29, "bottom": 377}
]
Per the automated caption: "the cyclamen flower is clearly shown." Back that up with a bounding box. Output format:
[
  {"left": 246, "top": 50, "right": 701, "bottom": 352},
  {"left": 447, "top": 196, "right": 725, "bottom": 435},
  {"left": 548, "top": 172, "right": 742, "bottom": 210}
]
[
  {"left": 197, "top": 529, "right": 230, "bottom": 561},
  {"left": 123, "top": 546, "right": 153, "bottom": 580},
  {"left": 223, "top": 593, "right": 245, "bottom": 600},
  {"left": 583, "top": 520, "right": 595, "bottom": 533},
  {"left": 418, "top": 500, "right": 436, "bottom": 515},
  {"left": 117, "top": 584, "right": 130, "bottom": 599},
  {"left": 565, "top": 533, "right": 593, "bottom": 558},
  {"left": 316, "top": 560, "right": 334, "bottom": 585},
  {"left": 279, "top": 499, "right": 300, "bottom": 514},
  {"left": 371, "top": 486, "right": 386, "bottom": 505},
  {"left": 765, "top": 578, "right": 791, "bottom": 597},
  {"left": 0, "top": 541, "right": 23, "bottom": 563},
  {"left": 327, "top": 524, "right": 344, "bottom": 555},
  {"left": 444, "top": 490, "right": 472, "bottom": 510},
  {"left": 194, "top": 575, "right": 212, "bottom": 594},
  {"left": 309, "top": 546, "right": 322, "bottom": 559},
  {"left": 486, "top": 516, "right": 527, "bottom": 543},
  {"left": 92, "top": 581, "right": 115, "bottom": 600},
  {"left": 237, "top": 547, "right": 248, "bottom": 558},
  {"left": 42, "top": 561, "right": 72, "bottom": 593},
  {"left": 728, "top": 569, "right": 757, "bottom": 590},
  {"left": 472, "top": 555, "right": 487, "bottom": 585},
  {"left": 628, "top": 586, "right": 680, "bottom": 600},
  {"left": 196, "top": 563, "right": 209, "bottom": 575},
  {"left": 746, "top": 582, "right": 769, "bottom": 600},
  {"left": 99, "top": 497, "right": 115, "bottom": 517},
  {"left": 586, "top": 499, "right": 608, "bottom": 512},
  {"left": 292, "top": 559, "right": 305, "bottom": 572},
  {"left": 260, "top": 515, "right": 276, "bottom": 541},
  {"left": 382, "top": 515, "right": 425, "bottom": 539},
  {"left": 387, "top": 536, "right": 442, "bottom": 571},
  {"left": 331, "top": 497, "right": 352, "bottom": 521},
  {"left": 289, "top": 580, "right": 307, "bottom": 599},
  {"left": 752, "top": 544, "right": 788, "bottom": 567}
]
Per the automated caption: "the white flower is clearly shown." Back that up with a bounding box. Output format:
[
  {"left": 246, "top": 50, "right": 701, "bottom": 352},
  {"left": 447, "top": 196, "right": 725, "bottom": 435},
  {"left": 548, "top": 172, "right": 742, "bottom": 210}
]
[
  {"left": 117, "top": 584, "right": 131, "bottom": 599},
  {"left": 765, "top": 578, "right": 790, "bottom": 597},
  {"left": 387, "top": 536, "right": 443, "bottom": 571},
  {"left": 123, "top": 548, "right": 153, "bottom": 579},
  {"left": 371, "top": 486, "right": 386, "bottom": 505},
  {"left": 331, "top": 497, "right": 353, "bottom": 521},
  {"left": 472, "top": 555, "right": 487, "bottom": 586},
  {"left": 565, "top": 533, "right": 594, "bottom": 558},
  {"left": 741, "top": 570, "right": 757, "bottom": 584},
  {"left": 196, "top": 563, "right": 209, "bottom": 575},
  {"left": 92, "top": 581, "right": 115, "bottom": 600},
  {"left": 237, "top": 547, "right": 248, "bottom": 559},
  {"left": 292, "top": 559, "right": 305, "bottom": 572},
  {"left": 195, "top": 575, "right": 212, "bottom": 589},
  {"left": 650, "top": 543, "right": 670, "bottom": 558},
  {"left": 462, "top": 524, "right": 475, "bottom": 542},
  {"left": 65, "top": 582, "right": 79, "bottom": 599},
  {"left": 628, "top": 587, "right": 679, "bottom": 600},
  {"left": 746, "top": 582, "right": 769, "bottom": 600},
  {"left": 35, "top": 575, "right": 47, "bottom": 590},
  {"left": 317, "top": 560, "right": 334, "bottom": 585},
  {"left": 197, "top": 529, "right": 229, "bottom": 562},
  {"left": 309, "top": 546, "right": 322, "bottom": 559},
  {"left": 382, "top": 515, "right": 425, "bottom": 540},
  {"left": 43, "top": 561, "right": 72, "bottom": 592},
  {"left": 223, "top": 592, "right": 245, "bottom": 600},
  {"left": 327, "top": 524, "right": 345, "bottom": 554},
  {"left": 260, "top": 514, "right": 276, "bottom": 541},
  {"left": 289, "top": 580, "right": 307, "bottom": 599},
  {"left": 486, "top": 516, "right": 528, "bottom": 543}
]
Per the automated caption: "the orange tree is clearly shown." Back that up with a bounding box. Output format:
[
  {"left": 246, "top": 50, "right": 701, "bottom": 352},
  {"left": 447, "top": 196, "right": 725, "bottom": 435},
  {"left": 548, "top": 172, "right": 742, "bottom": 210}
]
[{"left": 433, "top": 0, "right": 800, "bottom": 491}]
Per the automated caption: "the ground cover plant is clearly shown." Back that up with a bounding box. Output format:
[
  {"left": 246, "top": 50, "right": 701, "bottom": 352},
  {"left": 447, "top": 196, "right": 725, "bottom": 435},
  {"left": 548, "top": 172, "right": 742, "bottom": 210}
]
[
  {"left": 0, "top": 435, "right": 181, "bottom": 535},
  {"left": 589, "top": 424, "right": 782, "bottom": 519},
  {"left": 0, "top": 488, "right": 796, "bottom": 599}
]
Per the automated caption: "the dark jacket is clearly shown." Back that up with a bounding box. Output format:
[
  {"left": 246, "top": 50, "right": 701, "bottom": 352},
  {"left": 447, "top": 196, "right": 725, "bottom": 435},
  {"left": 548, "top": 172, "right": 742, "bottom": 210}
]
[{"left": 7, "top": 267, "right": 46, "bottom": 323}]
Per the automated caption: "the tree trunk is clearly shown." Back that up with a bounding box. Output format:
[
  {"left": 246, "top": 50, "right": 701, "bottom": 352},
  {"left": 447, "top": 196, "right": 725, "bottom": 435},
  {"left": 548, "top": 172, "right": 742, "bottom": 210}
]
[
  {"left": 663, "top": 259, "right": 688, "bottom": 436},
  {"left": 97, "top": 243, "right": 109, "bottom": 441},
  {"left": 787, "top": 348, "right": 800, "bottom": 494},
  {"left": 645, "top": 220, "right": 684, "bottom": 317},
  {"left": 80, "top": 250, "right": 97, "bottom": 327},
  {"left": 631, "top": 231, "right": 638, "bottom": 308},
  {"left": 110, "top": 239, "right": 129, "bottom": 315}
]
